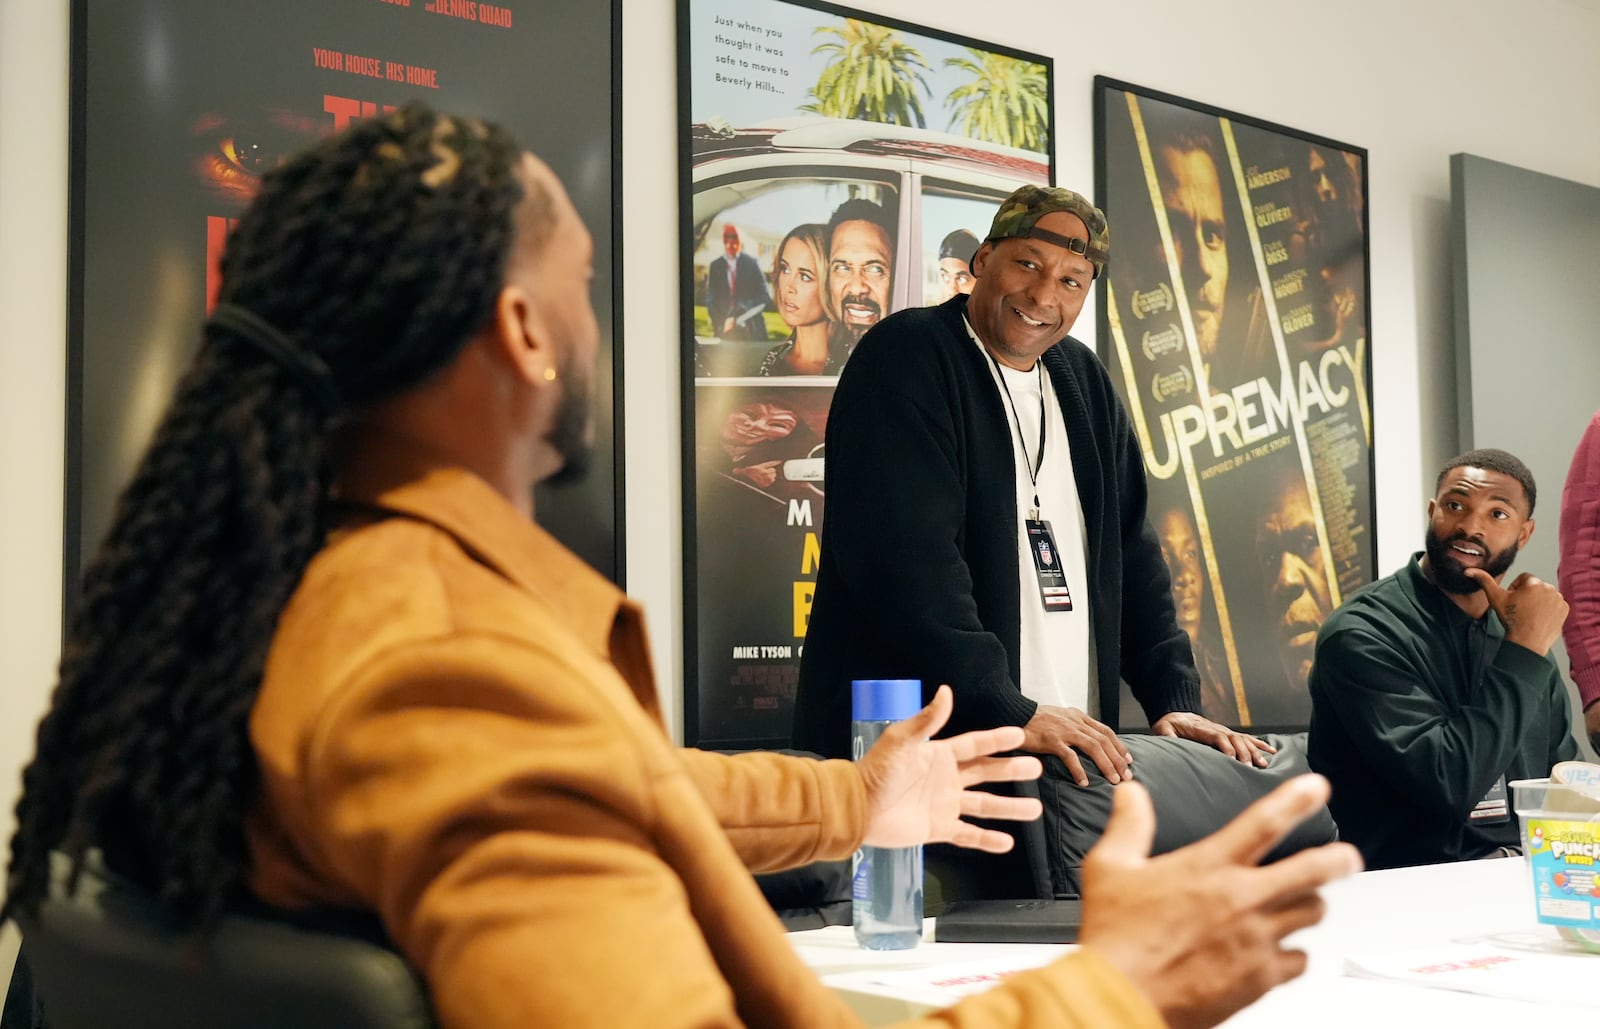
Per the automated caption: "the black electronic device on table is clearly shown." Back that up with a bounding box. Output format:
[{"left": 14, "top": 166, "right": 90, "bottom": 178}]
[{"left": 933, "top": 898, "right": 1083, "bottom": 944}]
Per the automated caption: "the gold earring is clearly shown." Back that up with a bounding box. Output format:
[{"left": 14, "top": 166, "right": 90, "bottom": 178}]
[{"left": 543, "top": 367, "right": 558, "bottom": 381}]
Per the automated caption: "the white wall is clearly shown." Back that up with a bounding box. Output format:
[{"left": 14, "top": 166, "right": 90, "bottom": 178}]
[
  {"left": 0, "top": 0, "right": 70, "bottom": 985},
  {"left": 2, "top": 1, "right": 1598, "bottom": 903},
  {"left": 626, "top": 0, "right": 1600, "bottom": 739}
]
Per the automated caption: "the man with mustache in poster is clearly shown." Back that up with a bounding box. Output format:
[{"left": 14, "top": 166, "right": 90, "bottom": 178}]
[
  {"left": 1308, "top": 449, "right": 1578, "bottom": 869},
  {"left": 1146, "top": 120, "right": 1274, "bottom": 395},
  {"left": 1155, "top": 131, "right": 1230, "bottom": 382},
  {"left": 1254, "top": 469, "right": 1334, "bottom": 696},
  {"left": 824, "top": 197, "right": 894, "bottom": 355}
]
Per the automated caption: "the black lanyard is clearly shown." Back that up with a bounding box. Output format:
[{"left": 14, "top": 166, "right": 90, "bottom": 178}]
[{"left": 989, "top": 352, "right": 1046, "bottom": 520}]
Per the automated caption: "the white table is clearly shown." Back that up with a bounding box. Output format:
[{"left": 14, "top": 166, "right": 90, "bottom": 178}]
[{"left": 790, "top": 858, "right": 1597, "bottom": 1025}]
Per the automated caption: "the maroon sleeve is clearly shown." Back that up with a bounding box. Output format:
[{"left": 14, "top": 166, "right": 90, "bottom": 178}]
[{"left": 1558, "top": 410, "right": 1600, "bottom": 710}]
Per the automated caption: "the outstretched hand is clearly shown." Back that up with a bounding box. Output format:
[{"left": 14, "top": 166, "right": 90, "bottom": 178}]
[
  {"left": 1076, "top": 775, "right": 1361, "bottom": 1029},
  {"left": 856, "top": 685, "right": 1043, "bottom": 853},
  {"left": 1466, "top": 568, "right": 1568, "bottom": 655}
]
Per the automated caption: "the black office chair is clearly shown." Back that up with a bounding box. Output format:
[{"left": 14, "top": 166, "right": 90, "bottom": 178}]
[{"left": 15, "top": 852, "right": 435, "bottom": 1029}]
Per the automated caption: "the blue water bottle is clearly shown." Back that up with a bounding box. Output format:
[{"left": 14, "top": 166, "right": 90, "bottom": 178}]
[{"left": 850, "top": 678, "right": 923, "bottom": 950}]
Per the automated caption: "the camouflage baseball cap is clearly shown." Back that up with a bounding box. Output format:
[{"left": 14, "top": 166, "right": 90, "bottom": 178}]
[{"left": 983, "top": 185, "right": 1110, "bottom": 278}]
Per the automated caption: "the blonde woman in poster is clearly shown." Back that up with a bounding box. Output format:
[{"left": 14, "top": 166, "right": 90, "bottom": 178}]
[{"left": 759, "top": 222, "right": 847, "bottom": 376}]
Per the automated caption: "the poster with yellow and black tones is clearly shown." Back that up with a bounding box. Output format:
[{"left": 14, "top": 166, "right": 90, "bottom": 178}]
[
  {"left": 1095, "top": 78, "right": 1373, "bottom": 730},
  {"left": 681, "top": 0, "right": 1053, "bottom": 746},
  {"left": 70, "top": 0, "right": 619, "bottom": 601}
]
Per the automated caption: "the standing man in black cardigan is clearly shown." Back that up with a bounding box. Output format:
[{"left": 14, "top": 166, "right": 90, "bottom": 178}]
[{"left": 794, "top": 186, "right": 1269, "bottom": 791}]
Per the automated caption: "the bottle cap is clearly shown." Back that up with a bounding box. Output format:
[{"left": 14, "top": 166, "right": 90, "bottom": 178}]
[{"left": 851, "top": 679, "right": 922, "bottom": 722}]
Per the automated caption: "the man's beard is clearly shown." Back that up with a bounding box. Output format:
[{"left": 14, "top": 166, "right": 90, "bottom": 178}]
[
  {"left": 545, "top": 351, "right": 594, "bottom": 486},
  {"left": 1424, "top": 525, "right": 1518, "bottom": 594}
]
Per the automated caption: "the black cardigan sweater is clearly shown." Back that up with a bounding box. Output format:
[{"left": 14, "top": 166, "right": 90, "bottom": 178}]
[{"left": 793, "top": 296, "right": 1201, "bottom": 758}]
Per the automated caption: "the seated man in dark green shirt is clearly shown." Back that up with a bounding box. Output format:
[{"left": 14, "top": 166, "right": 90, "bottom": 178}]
[{"left": 1309, "top": 449, "right": 1578, "bottom": 869}]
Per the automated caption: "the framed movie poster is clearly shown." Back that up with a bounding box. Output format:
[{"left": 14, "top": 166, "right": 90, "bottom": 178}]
[
  {"left": 67, "top": 0, "right": 623, "bottom": 611},
  {"left": 680, "top": 0, "right": 1053, "bottom": 747},
  {"left": 1094, "top": 77, "right": 1375, "bottom": 730}
]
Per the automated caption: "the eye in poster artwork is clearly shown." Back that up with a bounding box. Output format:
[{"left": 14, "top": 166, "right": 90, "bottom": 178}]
[
  {"left": 1095, "top": 78, "right": 1375, "bottom": 730},
  {"left": 680, "top": 0, "right": 1054, "bottom": 746}
]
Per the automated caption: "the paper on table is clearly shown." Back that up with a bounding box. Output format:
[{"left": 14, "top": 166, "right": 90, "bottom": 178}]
[
  {"left": 1344, "top": 944, "right": 1600, "bottom": 1007},
  {"left": 830, "top": 952, "right": 1060, "bottom": 1006}
]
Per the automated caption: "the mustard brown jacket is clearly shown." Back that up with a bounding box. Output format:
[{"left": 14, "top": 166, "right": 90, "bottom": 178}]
[{"left": 246, "top": 430, "right": 1162, "bottom": 1028}]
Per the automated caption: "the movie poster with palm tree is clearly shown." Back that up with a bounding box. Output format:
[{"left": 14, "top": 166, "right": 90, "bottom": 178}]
[{"left": 677, "top": 0, "right": 1053, "bottom": 747}]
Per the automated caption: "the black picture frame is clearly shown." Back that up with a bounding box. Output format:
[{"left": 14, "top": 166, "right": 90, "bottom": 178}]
[
  {"left": 64, "top": 0, "right": 626, "bottom": 624},
  {"left": 678, "top": 0, "right": 1055, "bottom": 747},
  {"left": 1093, "top": 77, "right": 1376, "bottom": 731}
]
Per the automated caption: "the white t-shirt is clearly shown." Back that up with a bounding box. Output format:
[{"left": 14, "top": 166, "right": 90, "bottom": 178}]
[{"left": 967, "top": 320, "right": 1096, "bottom": 715}]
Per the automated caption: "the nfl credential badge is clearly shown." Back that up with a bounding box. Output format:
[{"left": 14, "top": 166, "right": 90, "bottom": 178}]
[{"left": 1026, "top": 519, "right": 1072, "bottom": 611}]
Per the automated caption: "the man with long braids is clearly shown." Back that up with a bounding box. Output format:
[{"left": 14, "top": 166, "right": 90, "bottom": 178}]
[{"left": 6, "top": 105, "right": 1358, "bottom": 1028}]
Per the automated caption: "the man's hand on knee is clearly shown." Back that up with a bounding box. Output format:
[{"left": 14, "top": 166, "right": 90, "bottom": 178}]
[
  {"left": 1022, "top": 704, "right": 1132, "bottom": 786},
  {"left": 1152, "top": 711, "right": 1275, "bottom": 768}
]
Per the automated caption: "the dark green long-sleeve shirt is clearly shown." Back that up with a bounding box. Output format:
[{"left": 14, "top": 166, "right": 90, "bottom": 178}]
[{"left": 1308, "top": 554, "right": 1577, "bottom": 869}]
